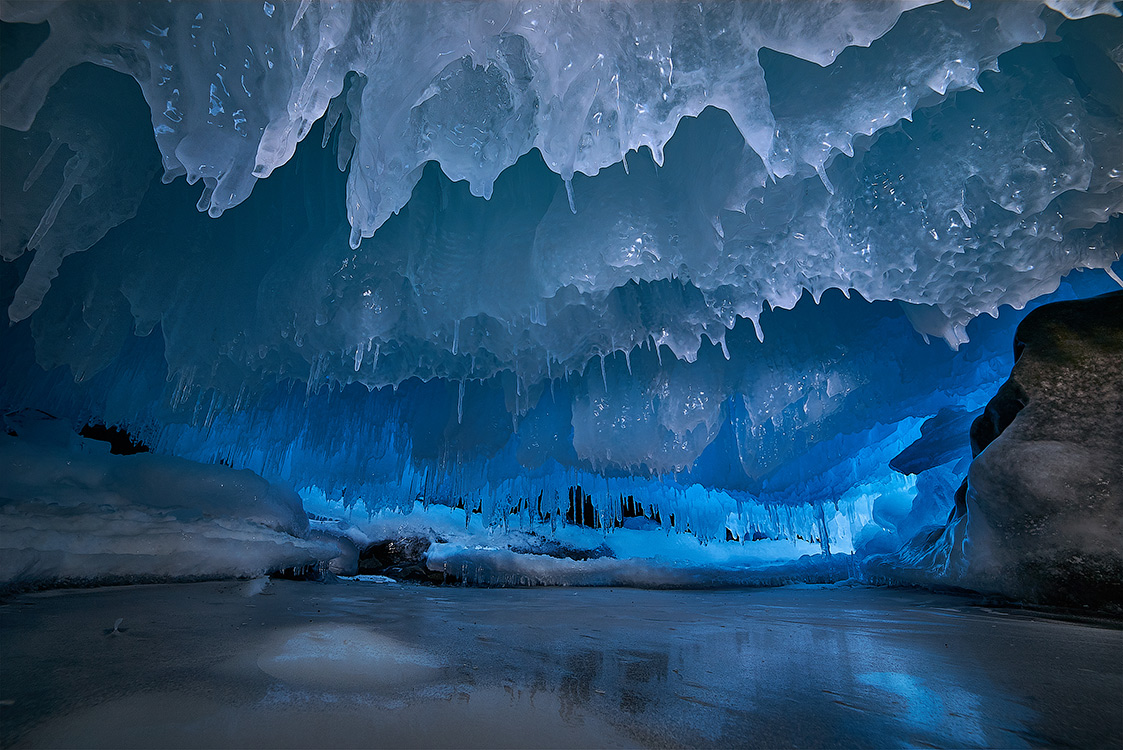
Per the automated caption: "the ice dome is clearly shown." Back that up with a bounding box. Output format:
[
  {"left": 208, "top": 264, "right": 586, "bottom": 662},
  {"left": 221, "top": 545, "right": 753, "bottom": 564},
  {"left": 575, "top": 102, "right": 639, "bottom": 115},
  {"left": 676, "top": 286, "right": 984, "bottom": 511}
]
[{"left": 1, "top": 0, "right": 1121, "bottom": 598}]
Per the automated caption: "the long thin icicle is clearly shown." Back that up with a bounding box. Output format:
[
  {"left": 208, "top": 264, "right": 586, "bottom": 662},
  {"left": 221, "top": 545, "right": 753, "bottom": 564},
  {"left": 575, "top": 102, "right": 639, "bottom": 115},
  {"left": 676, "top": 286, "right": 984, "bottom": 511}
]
[
  {"left": 23, "top": 137, "right": 62, "bottom": 193},
  {"left": 25, "top": 153, "right": 87, "bottom": 255},
  {"left": 291, "top": 0, "right": 313, "bottom": 31}
]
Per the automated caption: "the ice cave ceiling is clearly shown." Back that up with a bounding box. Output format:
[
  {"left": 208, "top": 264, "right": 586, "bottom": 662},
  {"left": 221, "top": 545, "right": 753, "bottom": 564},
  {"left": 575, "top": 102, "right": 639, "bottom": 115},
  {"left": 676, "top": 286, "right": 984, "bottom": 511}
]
[{"left": 0, "top": 0, "right": 1121, "bottom": 542}]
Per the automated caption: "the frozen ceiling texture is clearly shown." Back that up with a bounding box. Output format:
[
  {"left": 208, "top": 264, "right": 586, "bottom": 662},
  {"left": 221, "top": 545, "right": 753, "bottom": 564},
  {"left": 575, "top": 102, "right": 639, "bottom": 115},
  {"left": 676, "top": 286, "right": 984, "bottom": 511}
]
[{"left": 0, "top": 1, "right": 1121, "bottom": 591}]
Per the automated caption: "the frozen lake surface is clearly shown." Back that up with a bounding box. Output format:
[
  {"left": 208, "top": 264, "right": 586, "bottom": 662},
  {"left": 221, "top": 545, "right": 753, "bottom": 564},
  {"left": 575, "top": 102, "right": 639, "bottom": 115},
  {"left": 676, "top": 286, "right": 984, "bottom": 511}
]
[{"left": 1, "top": 581, "right": 1120, "bottom": 749}]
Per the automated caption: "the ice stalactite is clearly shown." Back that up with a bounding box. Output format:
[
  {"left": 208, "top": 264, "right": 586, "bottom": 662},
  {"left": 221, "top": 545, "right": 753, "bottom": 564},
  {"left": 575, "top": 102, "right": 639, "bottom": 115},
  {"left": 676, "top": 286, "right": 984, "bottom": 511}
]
[{"left": 0, "top": 2, "right": 1121, "bottom": 588}]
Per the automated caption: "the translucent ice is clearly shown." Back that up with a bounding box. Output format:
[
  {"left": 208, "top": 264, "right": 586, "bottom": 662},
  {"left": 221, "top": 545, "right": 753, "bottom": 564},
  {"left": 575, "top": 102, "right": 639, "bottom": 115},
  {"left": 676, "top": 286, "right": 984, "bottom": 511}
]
[
  {"left": 2, "top": 0, "right": 1119, "bottom": 333},
  {"left": 1, "top": 2, "right": 1121, "bottom": 578}
]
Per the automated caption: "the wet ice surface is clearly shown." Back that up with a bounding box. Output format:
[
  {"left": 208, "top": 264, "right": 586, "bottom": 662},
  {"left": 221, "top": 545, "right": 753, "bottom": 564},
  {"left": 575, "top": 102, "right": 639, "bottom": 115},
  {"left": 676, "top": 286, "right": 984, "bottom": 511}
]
[{"left": 1, "top": 582, "right": 1120, "bottom": 749}]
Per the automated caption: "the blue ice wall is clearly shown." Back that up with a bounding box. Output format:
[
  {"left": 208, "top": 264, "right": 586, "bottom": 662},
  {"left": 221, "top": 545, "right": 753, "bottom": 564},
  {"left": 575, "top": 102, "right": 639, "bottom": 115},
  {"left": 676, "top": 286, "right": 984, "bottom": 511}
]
[{"left": 1, "top": 2, "right": 1121, "bottom": 556}]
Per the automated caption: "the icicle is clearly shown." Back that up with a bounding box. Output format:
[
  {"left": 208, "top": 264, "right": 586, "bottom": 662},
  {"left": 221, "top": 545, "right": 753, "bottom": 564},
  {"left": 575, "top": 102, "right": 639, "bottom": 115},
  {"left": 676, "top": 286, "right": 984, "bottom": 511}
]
[
  {"left": 564, "top": 178, "right": 577, "bottom": 214},
  {"left": 195, "top": 182, "right": 216, "bottom": 214},
  {"left": 818, "top": 504, "right": 831, "bottom": 555},
  {"left": 720, "top": 338, "right": 730, "bottom": 360},
  {"left": 26, "top": 153, "right": 87, "bottom": 253},
  {"left": 204, "top": 390, "right": 218, "bottom": 428},
  {"left": 1106, "top": 265, "right": 1123, "bottom": 289},
  {"left": 353, "top": 343, "right": 363, "bottom": 371},
  {"left": 322, "top": 102, "right": 342, "bottom": 148},
  {"left": 458, "top": 380, "right": 465, "bottom": 424},
  {"left": 306, "top": 354, "right": 322, "bottom": 397},
  {"left": 291, "top": 0, "right": 312, "bottom": 30},
  {"left": 814, "top": 161, "right": 835, "bottom": 195},
  {"left": 750, "top": 315, "right": 764, "bottom": 343},
  {"left": 621, "top": 151, "right": 629, "bottom": 175},
  {"left": 23, "top": 137, "right": 62, "bottom": 193},
  {"left": 600, "top": 353, "right": 607, "bottom": 392},
  {"left": 452, "top": 319, "right": 460, "bottom": 355},
  {"left": 623, "top": 347, "right": 632, "bottom": 375}
]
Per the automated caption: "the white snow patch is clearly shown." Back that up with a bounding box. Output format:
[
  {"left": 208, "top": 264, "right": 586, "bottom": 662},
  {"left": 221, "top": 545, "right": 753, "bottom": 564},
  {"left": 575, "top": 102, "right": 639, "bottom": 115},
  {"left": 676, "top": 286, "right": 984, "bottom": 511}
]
[{"left": 0, "top": 418, "right": 334, "bottom": 588}]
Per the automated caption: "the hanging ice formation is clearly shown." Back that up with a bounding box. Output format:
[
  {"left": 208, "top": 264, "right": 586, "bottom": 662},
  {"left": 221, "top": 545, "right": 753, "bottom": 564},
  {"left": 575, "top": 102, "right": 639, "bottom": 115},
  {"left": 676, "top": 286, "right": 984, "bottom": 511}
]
[{"left": 0, "top": 0, "right": 1120, "bottom": 589}]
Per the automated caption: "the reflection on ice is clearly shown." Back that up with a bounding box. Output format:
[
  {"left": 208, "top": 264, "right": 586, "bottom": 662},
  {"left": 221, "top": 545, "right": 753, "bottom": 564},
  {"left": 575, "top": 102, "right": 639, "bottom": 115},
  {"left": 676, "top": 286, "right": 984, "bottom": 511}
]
[
  {"left": 856, "top": 671, "right": 989, "bottom": 748},
  {"left": 1, "top": 581, "right": 1119, "bottom": 749},
  {"left": 259, "top": 624, "right": 442, "bottom": 690}
]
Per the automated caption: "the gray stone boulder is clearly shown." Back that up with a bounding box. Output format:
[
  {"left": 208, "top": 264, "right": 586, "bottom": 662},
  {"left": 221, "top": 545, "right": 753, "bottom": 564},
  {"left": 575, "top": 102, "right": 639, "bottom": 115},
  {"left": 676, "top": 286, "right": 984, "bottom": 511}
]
[
  {"left": 866, "top": 291, "right": 1122, "bottom": 609},
  {"left": 963, "top": 291, "right": 1122, "bottom": 607}
]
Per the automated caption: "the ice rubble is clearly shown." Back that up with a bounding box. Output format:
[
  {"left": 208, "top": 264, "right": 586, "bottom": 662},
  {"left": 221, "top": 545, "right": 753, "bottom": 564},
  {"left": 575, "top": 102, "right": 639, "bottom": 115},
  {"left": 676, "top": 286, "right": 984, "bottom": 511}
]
[
  {"left": 1, "top": 1, "right": 1122, "bottom": 590},
  {"left": 308, "top": 500, "right": 835, "bottom": 588}
]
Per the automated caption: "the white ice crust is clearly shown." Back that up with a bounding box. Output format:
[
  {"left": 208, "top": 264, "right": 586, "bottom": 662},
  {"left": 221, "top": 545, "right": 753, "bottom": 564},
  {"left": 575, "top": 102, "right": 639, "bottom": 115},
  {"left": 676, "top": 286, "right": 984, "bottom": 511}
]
[
  {"left": 1, "top": 0, "right": 1120, "bottom": 481},
  {"left": 2, "top": 0, "right": 1119, "bottom": 339},
  {"left": 0, "top": 413, "right": 333, "bottom": 587}
]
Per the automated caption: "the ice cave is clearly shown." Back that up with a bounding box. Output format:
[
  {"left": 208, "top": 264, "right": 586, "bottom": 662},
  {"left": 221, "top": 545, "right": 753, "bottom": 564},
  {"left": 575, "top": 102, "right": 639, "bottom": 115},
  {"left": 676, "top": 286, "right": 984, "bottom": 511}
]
[{"left": 0, "top": 0, "right": 1121, "bottom": 747}]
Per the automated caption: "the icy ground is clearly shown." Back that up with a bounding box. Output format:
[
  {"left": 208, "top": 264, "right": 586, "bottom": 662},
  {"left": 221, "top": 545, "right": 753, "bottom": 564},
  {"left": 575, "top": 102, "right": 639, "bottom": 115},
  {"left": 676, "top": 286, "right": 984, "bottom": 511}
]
[{"left": 1, "top": 582, "right": 1120, "bottom": 749}]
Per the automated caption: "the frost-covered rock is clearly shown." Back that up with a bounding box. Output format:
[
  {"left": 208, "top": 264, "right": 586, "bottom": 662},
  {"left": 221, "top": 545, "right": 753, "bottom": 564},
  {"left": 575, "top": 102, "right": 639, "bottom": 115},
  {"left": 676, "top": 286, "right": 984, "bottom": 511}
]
[
  {"left": 964, "top": 292, "right": 1123, "bottom": 606},
  {"left": 868, "top": 292, "right": 1123, "bottom": 607}
]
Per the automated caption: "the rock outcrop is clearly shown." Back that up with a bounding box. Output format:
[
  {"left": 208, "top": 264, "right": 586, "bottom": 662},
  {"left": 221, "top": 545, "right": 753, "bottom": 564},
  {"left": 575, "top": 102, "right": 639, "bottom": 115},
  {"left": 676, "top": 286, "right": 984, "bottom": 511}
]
[{"left": 869, "top": 291, "right": 1123, "bottom": 609}]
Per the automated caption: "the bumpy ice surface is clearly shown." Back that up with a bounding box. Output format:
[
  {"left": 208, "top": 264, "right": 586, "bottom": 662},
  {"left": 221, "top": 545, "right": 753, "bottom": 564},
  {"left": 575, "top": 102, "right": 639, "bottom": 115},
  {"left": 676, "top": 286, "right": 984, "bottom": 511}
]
[{"left": 1, "top": 0, "right": 1121, "bottom": 587}]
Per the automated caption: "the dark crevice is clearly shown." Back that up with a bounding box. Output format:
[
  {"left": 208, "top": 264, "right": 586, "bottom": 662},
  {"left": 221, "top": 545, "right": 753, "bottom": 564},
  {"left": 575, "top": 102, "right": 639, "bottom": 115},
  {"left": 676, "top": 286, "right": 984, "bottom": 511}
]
[{"left": 79, "top": 423, "right": 150, "bottom": 455}]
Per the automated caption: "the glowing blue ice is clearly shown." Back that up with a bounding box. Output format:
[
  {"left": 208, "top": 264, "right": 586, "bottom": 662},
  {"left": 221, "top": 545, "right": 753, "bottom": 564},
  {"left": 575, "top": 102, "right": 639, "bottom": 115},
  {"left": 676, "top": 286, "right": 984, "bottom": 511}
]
[{"left": 0, "top": 1, "right": 1120, "bottom": 586}]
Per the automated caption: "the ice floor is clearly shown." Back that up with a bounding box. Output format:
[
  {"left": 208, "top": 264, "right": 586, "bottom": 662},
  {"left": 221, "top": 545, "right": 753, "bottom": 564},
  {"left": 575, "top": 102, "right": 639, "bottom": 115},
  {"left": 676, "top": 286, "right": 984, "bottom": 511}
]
[{"left": 1, "top": 582, "right": 1120, "bottom": 749}]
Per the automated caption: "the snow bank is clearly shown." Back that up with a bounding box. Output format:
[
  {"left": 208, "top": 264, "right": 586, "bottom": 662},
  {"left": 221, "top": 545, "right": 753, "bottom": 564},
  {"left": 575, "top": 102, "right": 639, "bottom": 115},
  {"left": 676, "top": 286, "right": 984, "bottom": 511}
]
[{"left": 0, "top": 413, "right": 333, "bottom": 589}]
